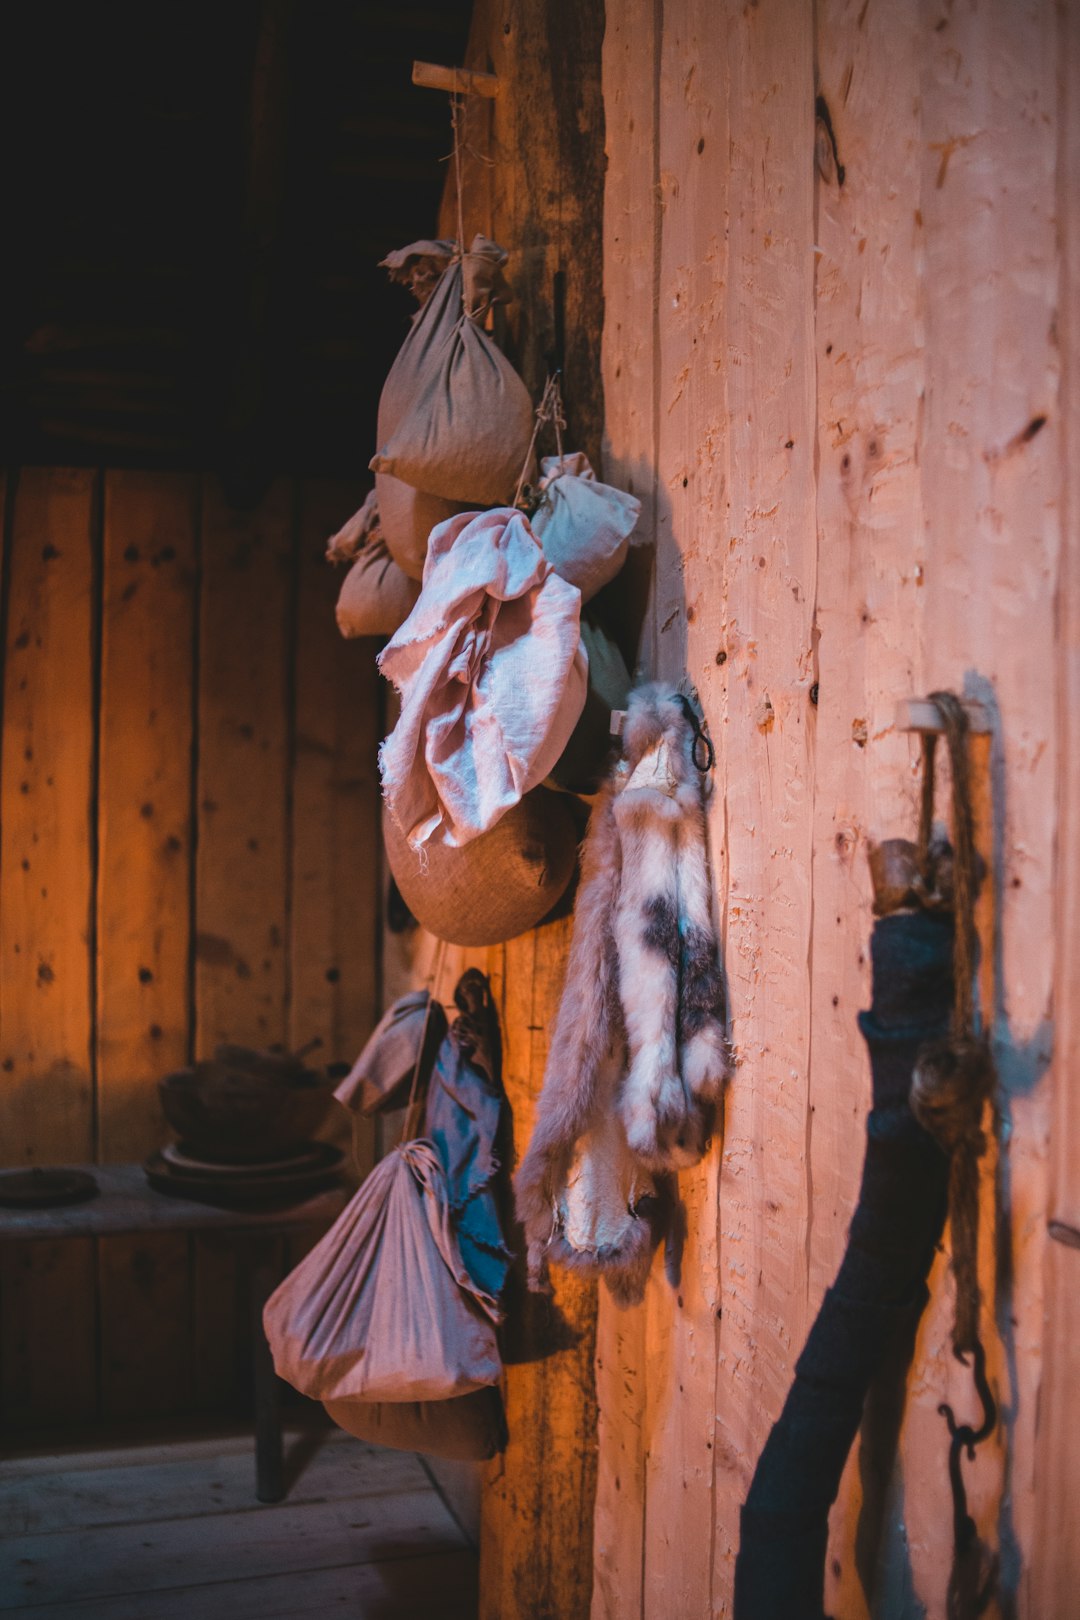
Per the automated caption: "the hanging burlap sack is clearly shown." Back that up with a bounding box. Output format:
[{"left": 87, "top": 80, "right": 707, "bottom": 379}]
[
  {"left": 325, "top": 1387, "right": 508, "bottom": 1461},
  {"left": 263, "top": 1138, "right": 501, "bottom": 1404},
  {"left": 548, "top": 618, "right": 632, "bottom": 794},
  {"left": 379, "top": 506, "right": 587, "bottom": 850},
  {"left": 325, "top": 489, "right": 380, "bottom": 564},
  {"left": 335, "top": 536, "right": 420, "bottom": 638},
  {"left": 327, "top": 492, "right": 422, "bottom": 637},
  {"left": 383, "top": 788, "right": 577, "bottom": 947},
  {"left": 531, "top": 453, "right": 641, "bottom": 602},
  {"left": 380, "top": 238, "right": 458, "bottom": 306},
  {"left": 370, "top": 236, "right": 535, "bottom": 510},
  {"left": 374, "top": 475, "right": 471, "bottom": 582}
]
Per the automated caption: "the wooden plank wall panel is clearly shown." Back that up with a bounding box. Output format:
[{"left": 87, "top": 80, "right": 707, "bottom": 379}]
[
  {"left": 0, "top": 469, "right": 99, "bottom": 1430},
  {"left": 195, "top": 478, "right": 293, "bottom": 1055},
  {"left": 591, "top": 0, "right": 661, "bottom": 1609},
  {"left": 899, "top": 4, "right": 1060, "bottom": 1613},
  {"left": 434, "top": 7, "right": 606, "bottom": 1616},
  {"left": 96, "top": 471, "right": 197, "bottom": 1161},
  {"left": 809, "top": 4, "right": 926, "bottom": 1612},
  {"left": 290, "top": 480, "right": 380, "bottom": 1168},
  {"left": 597, "top": 0, "right": 1068, "bottom": 1616},
  {"left": 1033, "top": 2, "right": 1080, "bottom": 1613},
  {"left": 478, "top": 925, "right": 598, "bottom": 1620},
  {"left": 0, "top": 468, "right": 97, "bottom": 1164},
  {"left": 1, "top": 472, "right": 384, "bottom": 1429}
]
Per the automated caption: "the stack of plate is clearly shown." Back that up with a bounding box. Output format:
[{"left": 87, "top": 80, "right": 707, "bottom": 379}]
[{"left": 144, "top": 1139, "right": 345, "bottom": 1208}]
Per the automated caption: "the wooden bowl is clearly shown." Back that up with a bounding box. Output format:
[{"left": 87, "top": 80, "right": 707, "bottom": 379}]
[{"left": 159, "top": 1059, "right": 336, "bottom": 1163}]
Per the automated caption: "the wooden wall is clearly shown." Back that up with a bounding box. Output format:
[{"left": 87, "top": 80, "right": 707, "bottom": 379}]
[
  {"left": 595, "top": 1, "right": 1074, "bottom": 1618},
  {"left": 0, "top": 467, "right": 380, "bottom": 1429}
]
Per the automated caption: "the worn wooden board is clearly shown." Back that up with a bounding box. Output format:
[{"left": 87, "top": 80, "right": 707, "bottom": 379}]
[
  {"left": 0, "top": 468, "right": 97, "bottom": 1164},
  {"left": 195, "top": 477, "right": 293, "bottom": 1056},
  {"left": 0, "top": 1237, "right": 97, "bottom": 1433},
  {"left": 0, "top": 1550, "right": 478, "bottom": 1620},
  {"left": 478, "top": 921, "right": 598, "bottom": 1620},
  {"left": 591, "top": 3, "right": 662, "bottom": 1610},
  {"left": 0, "top": 1487, "right": 465, "bottom": 1609},
  {"left": 97, "top": 1231, "right": 193, "bottom": 1421},
  {"left": 809, "top": 4, "right": 926, "bottom": 1611},
  {"left": 1032, "top": 4, "right": 1080, "bottom": 1615},
  {"left": 95, "top": 471, "right": 198, "bottom": 1161},
  {"left": 289, "top": 479, "right": 379, "bottom": 1169},
  {"left": 0, "top": 1432, "right": 425, "bottom": 1534}
]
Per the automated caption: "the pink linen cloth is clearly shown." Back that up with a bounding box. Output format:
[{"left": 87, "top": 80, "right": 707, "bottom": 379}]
[{"left": 378, "top": 506, "right": 587, "bottom": 850}]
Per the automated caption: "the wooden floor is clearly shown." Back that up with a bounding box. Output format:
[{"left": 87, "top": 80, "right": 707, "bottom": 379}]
[{"left": 0, "top": 1422, "right": 478, "bottom": 1619}]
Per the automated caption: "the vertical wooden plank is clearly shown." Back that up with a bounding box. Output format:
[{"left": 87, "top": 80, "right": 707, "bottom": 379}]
[
  {"left": 809, "top": 4, "right": 926, "bottom": 1613},
  {"left": 701, "top": 4, "right": 819, "bottom": 1613},
  {"left": 592, "top": 0, "right": 661, "bottom": 1607},
  {"left": 478, "top": 919, "right": 598, "bottom": 1620},
  {"left": 1033, "top": 1, "right": 1080, "bottom": 1613},
  {"left": 0, "top": 467, "right": 97, "bottom": 1163},
  {"left": 96, "top": 470, "right": 197, "bottom": 1161},
  {"left": 0, "top": 1238, "right": 97, "bottom": 1432},
  {"left": 901, "top": 5, "right": 1060, "bottom": 1614},
  {"left": 195, "top": 477, "right": 293, "bottom": 1054},
  {"left": 289, "top": 479, "right": 380, "bottom": 1168},
  {"left": 98, "top": 1232, "right": 193, "bottom": 1421}
]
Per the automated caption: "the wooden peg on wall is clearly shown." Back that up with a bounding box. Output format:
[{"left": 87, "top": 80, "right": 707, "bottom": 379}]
[
  {"left": 412, "top": 61, "right": 499, "bottom": 98},
  {"left": 895, "top": 696, "right": 992, "bottom": 735}
]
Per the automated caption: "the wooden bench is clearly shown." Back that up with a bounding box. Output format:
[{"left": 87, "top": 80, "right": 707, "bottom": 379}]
[{"left": 0, "top": 1164, "right": 348, "bottom": 1502}]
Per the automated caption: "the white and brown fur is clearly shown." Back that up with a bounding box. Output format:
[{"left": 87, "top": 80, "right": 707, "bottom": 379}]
[{"left": 514, "top": 684, "right": 729, "bottom": 1304}]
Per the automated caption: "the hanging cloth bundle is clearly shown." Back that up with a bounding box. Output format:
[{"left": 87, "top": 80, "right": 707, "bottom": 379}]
[
  {"left": 263, "top": 959, "right": 507, "bottom": 1453},
  {"left": 378, "top": 504, "right": 587, "bottom": 851},
  {"left": 326, "top": 491, "right": 421, "bottom": 640},
  {"left": 514, "top": 683, "right": 728, "bottom": 1305}
]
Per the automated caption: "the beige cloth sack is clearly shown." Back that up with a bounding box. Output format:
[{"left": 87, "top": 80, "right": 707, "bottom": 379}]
[
  {"left": 325, "top": 1387, "right": 507, "bottom": 1461},
  {"left": 370, "top": 236, "right": 535, "bottom": 510},
  {"left": 531, "top": 453, "right": 641, "bottom": 602},
  {"left": 327, "top": 492, "right": 421, "bottom": 637},
  {"left": 373, "top": 472, "right": 470, "bottom": 582},
  {"left": 380, "top": 238, "right": 457, "bottom": 306},
  {"left": 263, "top": 1138, "right": 501, "bottom": 1404},
  {"left": 335, "top": 537, "right": 420, "bottom": 638},
  {"left": 383, "top": 789, "right": 577, "bottom": 947}
]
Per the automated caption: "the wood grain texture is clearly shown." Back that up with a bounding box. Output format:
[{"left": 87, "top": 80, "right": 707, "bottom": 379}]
[
  {"left": 1032, "top": 2, "right": 1080, "bottom": 1614},
  {"left": 0, "top": 468, "right": 97, "bottom": 1164},
  {"left": 479, "top": 921, "right": 598, "bottom": 1620},
  {"left": 591, "top": 0, "right": 661, "bottom": 1605},
  {"left": 96, "top": 470, "right": 197, "bottom": 1161},
  {"left": 289, "top": 479, "right": 380, "bottom": 1169},
  {"left": 597, "top": 0, "right": 1066, "bottom": 1615},
  {"left": 809, "top": 4, "right": 926, "bottom": 1611},
  {"left": 0, "top": 1237, "right": 97, "bottom": 1431},
  {"left": 195, "top": 477, "right": 293, "bottom": 1054}
]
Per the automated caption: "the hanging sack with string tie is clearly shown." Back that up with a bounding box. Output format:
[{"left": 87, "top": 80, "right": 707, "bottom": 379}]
[
  {"left": 326, "top": 490, "right": 421, "bottom": 639},
  {"left": 370, "top": 234, "right": 535, "bottom": 517},
  {"left": 263, "top": 981, "right": 502, "bottom": 1407}
]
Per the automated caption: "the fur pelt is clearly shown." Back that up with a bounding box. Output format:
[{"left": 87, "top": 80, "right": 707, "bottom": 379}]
[{"left": 514, "top": 683, "right": 729, "bottom": 1305}]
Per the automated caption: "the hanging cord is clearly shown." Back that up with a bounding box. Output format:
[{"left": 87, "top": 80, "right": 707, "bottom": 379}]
[
  {"left": 513, "top": 372, "right": 565, "bottom": 509},
  {"left": 908, "top": 691, "right": 998, "bottom": 1620},
  {"left": 450, "top": 93, "right": 467, "bottom": 275},
  {"left": 675, "top": 693, "right": 715, "bottom": 773}
]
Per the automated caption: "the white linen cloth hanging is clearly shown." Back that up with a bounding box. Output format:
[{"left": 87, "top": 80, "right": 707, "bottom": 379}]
[{"left": 378, "top": 506, "right": 587, "bottom": 850}]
